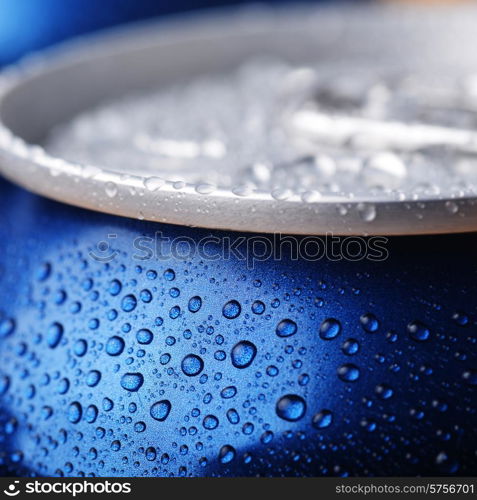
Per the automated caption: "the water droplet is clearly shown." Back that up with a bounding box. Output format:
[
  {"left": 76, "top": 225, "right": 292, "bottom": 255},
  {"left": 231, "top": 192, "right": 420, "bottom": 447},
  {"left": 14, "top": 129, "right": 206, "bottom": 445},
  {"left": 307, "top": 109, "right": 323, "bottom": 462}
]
[
  {"left": 57, "top": 378, "right": 69, "bottom": 395},
  {"left": 266, "top": 365, "right": 279, "bottom": 377},
  {"left": 261, "top": 430, "right": 274, "bottom": 444},
  {"left": 226, "top": 409, "right": 240, "bottom": 424},
  {"left": 120, "top": 372, "right": 144, "bottom": 392},
  {"left": 36, "top": 261, "right": 52, "bottom": 281},
  {"left": 121, "top": 294, "right": 137, "bottom": 312},
  {"left": 144, "top": 176, "right": 165, "bottom": 191},
  {"left": 312, "top": 409, "right": 333, "bottom": 429},
  {"left": 276, "top": 319, "right": 297, "bottom": 338},
  {"left": 219, "top": 445, "right": 236, "bottom": 464},
  {"left": 105, "top": 181, "right": 118, "bottom": 198},
  {"left": 220, "top": 386, "right": 237, "bottom": 399},
  {"left": 462, "top": 369, "right": 477, "bottom": 386},
  {"left": 0, "top": 374, "right": 10, "bottom": 395},
  {"left": 357, "top": 202, "right": 376, "bottom": 222},
  {"left": 46, "top": 322, "right": 64, "bottom": 348},
  {"left": 68, "top": 402, "right": 82, "bottom": 424},
  {"left": 195, "top": 183, "right": 216, "bottom": 194},
  {"left": 73, "top": 339, "right": 88, "bottom": 357},
  {"left": 181, "top": 354, "right": 204, "bottom": 377},
  {"left": 319, "top": 318, "right": 341, "bottom": 340},
  {"left": 337, "top": 363, "right": 360, "bottom": 382},
  {"left": 150, "top": 400, "right": 171, "bottom": 421},
  {"left": 445, "top": 201, "right": 459, "bottom": 214},
  {"left": 223, "top": 300, "right": 241, "bottom": 319},
  {"left": 108, "top": 279, "right": 122, "bottom": 296},
  {"left": 86, "top": 370, "right": 101, "bottom": 387},
  {"left": 375, "top": 383, "right": 394, "bottom": 399},
  {"left": 103, "top": 398, "right": 114, "bottom": 411},
  {"left": 134, "top": 421, "right": 146, "bottom": 433},
  {"left": 163, "top": 269, "right": 175, "bottom": 281},
  {"left": 407, "top": 320, "right": 430, "bottom": 342},
  {"left": 203, "top": 415, "right": 219, "bottom": 430},
  {"left": 251, "top": 300, "right": 265, "bottom": 315},
  {"left": 106, "top": 336, "right": 125, "bottom": 356},
  {"left": 140, "top": 289, "right": 152, "bottom": 303},
  {"left": 452, "top": 311, "right": 469, "bottom": 326},
  {"left": 342, "top": 338, "right": 359, "bottom": 355},
  {"left": 145, "top": 447, "right": 157, "bottom": 461},
  {"left": 85, "top": 405, "right": 99, "bottom": 423},
  {"left": 231, "top": 341, "right": 257, "bottom": 369},
  {"left": 360, "top": 313, "right": 379, "bottom": 333},
  {"left": 40, "top": 406, "right": 53, "bottom": 420},
  {"left": 188, "top": 296, "right": 202, "bottom": 313},
  {"left": 276, "top": 394, "right": 306, "bottom": 422},
  {"left": 0, "top": 317, "right": 15, "bottom": 338},
  {"left": 136, "top": 329, "right": 153, "bottom": 345}
]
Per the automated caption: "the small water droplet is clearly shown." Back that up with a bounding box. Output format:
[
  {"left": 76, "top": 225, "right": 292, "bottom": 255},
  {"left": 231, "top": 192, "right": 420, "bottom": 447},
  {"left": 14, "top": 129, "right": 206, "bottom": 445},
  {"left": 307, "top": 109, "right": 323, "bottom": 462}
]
[
  {"left": 312, "top": 409, "right": 333, "bottom": 429},
  {"left": 337, "top": 363, "right": 360, "bottom": 382},
  {"left": 407, "top": 320, "right": 430, "bottom": 342},
  {"left": 105, "top": 181, "right": 118, "bottom": 198}
]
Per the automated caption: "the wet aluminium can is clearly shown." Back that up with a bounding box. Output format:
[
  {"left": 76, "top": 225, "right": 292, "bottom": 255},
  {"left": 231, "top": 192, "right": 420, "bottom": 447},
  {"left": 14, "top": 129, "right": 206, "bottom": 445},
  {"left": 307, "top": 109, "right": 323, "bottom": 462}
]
[{"left": 0, "top": 4, "right": 476, "bottom": 477}]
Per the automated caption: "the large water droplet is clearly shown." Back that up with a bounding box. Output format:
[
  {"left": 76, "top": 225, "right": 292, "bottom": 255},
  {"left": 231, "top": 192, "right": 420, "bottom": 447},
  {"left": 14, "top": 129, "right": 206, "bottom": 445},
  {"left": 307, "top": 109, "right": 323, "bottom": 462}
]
[
  {"left": 231, "top": 341, "right": 257, "bottom": 369},
  {"left": 181, "top": 354, "right": 204, "bottom": 377},
  {"left": 220, "top": 386, "right": 237, "bottom": 399},
  {"left": 203, "top": 415, "right": 219, "bottom": 430},
  {"left": 319, "top": 318, "right": 341, "bottom": 340},
  {"left": 188, "top": 296, "right": 202, "bottom": 313},
  {"left": 219, "top": 445, "right": 236, "bottom": 464},
  {"left": 120, "top": 372, "right": 144, "bottom": 392},
  {"left": 108, "top": 279, "right": 122, "bottom": 296},
  {"left": 276, "top": 394, "right": 306, "bottom": 422},
  {"left": 121, "top": 294, "right": 137, "bottom": 312},
  {"left": 150, "top": 400, "right": 172, "bottom": 421},
  {"left": 276, "top": 319, "right": 297, "bottom": 338},
  {"left": 223, "top": 300, "right": 241, "bottom": 319},
  {"left": 136, "top": 328, "right": 153, "bottom": 345},
  {"left": 106, "top": 336, "right": 125, "bottom": 356}
]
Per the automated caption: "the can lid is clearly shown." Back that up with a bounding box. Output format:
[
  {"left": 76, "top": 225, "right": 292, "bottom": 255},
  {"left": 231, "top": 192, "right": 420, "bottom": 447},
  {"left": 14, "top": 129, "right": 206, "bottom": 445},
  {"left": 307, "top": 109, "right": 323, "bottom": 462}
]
[{"left": 2, "top": 3, "right": 477, "bottom": 235}]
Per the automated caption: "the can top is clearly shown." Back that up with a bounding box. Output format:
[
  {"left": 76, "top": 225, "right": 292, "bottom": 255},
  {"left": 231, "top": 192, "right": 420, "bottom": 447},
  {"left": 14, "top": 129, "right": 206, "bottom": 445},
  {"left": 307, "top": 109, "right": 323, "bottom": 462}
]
[{"left": 1, "top": 3, "right": 477, "bottom": 235}]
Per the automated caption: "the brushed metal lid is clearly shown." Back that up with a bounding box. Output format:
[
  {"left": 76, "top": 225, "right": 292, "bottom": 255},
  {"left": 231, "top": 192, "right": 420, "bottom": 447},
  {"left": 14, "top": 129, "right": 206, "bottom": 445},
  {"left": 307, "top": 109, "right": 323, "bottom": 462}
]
[{"left": 1, "top": 3, "right": 477, "bottom": 235}]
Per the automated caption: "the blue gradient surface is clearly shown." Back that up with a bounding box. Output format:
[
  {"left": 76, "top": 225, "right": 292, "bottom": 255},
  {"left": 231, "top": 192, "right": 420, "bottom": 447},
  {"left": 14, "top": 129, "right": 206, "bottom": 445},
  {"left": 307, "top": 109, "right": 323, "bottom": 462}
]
[{"left": 0, "top": 178, "right": 475, "bottom": 477}]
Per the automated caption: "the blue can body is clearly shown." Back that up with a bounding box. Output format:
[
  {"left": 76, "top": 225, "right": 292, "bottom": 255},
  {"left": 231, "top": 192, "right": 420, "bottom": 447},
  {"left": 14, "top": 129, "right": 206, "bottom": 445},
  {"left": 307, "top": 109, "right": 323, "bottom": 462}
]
[{"left": 0, "top": 178, "right": 476, "bottom": 477}]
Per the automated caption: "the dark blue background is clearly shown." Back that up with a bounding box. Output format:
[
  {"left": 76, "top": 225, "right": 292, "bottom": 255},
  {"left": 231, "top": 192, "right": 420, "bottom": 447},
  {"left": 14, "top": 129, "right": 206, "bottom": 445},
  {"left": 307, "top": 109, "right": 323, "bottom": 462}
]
[{"left": 0, "top": 0, "right": 343, "bottom": 67}]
